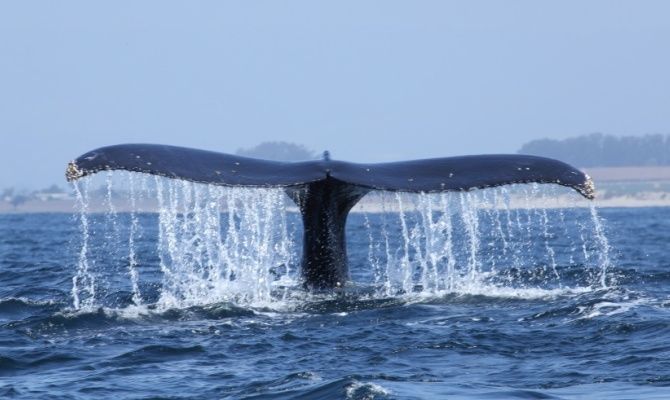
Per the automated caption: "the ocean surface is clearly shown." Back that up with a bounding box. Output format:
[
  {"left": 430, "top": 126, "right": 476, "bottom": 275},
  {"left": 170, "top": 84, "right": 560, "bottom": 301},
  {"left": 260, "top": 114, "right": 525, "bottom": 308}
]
[{"left": 1, "top": 180, "right": 669, "bottom": 399}]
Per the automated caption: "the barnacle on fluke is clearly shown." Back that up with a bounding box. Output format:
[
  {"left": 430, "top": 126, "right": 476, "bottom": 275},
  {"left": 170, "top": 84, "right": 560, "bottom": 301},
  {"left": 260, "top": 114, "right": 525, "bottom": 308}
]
[
  {"left": 579, "top": 175, "right": 596, "bottom": 200},
  {"left": 66, "top": 143, "right": 596, "bottom": 289},
  {"left": 65, "top": 161, "right": 84, "bottom": 182}
]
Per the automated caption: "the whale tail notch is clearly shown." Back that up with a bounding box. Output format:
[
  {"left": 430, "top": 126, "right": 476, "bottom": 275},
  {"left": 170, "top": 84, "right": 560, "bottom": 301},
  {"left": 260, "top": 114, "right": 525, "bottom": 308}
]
[{"left": 66, "top": 143, "right": 595, "bottom": 289}]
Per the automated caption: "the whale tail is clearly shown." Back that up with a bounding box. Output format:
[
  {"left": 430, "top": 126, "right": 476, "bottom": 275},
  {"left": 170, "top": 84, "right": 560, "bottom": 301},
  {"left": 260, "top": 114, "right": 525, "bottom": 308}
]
[{"left": 66, "top": 143, "right": 594, "bottom": 289}]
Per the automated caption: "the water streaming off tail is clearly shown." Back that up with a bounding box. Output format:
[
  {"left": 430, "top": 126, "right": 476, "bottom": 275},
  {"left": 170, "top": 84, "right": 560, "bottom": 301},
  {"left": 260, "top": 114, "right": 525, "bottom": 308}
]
[
  {"left": 154, "top": 178, "right": 297, "bottom": 308},
  {"left": 71, "top": 173, "right": 613, "bottom": 310},
  {"left": 72, "top": 173, "right": 300, "bottom": 310},
  {"left": 352, "top": 186, "right": 614, "bottom": 298},
  {"left": 71, "top": 178, "right": 94, "bottom": 310}
]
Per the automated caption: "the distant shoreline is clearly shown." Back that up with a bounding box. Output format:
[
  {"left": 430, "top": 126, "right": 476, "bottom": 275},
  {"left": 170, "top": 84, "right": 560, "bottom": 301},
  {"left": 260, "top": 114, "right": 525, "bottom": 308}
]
[
  {"left": 3, "top": 194, "right": 670, "bottom": 214},
  {"left": 583, "top": 166, "right": 670, "bottom": 182},
  {"left": 3, "top": 167, "right": 670, "bottom": 213}
]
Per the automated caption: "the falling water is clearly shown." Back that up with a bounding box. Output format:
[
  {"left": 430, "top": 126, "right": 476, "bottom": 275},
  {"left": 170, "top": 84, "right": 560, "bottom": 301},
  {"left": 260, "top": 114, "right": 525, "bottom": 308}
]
[
  {"left": 151, "top": 178, "right": 297, "bottom": 308},
  {"left": 358, "top": 185, "right": 611, "bottom": 298},
  {"left": 72, "top": 179, "right": 95, "bottom": 310},
  {"left": 460, "top": 192, "right": 481, "bottom": 288},
  {"left": 127, "top": 172, "right": 142, "bottom": 305},
  {"left": 590, "top": 203, "right": 613, "bottom": 287},
  {"left": 395, "top": 193, "right": 413, "bottom": 293},
  {"left": 71, "top": 173, "right": 612, "bottom": 310}
]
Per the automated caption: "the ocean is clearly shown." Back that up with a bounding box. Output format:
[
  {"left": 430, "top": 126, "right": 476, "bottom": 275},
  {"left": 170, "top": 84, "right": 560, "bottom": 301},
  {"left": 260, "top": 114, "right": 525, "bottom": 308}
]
[{"left": 1, "top": 178, "right": 669, "bottom": 399}]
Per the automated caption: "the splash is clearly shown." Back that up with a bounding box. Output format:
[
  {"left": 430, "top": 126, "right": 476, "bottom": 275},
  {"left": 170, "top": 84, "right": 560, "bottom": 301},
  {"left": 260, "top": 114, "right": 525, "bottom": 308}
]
[
  {"left": 71, "top": 179, "right": 95, "bottom": 310},
  {"left": 127, "top": 172, "right": 143, "bottom": 305},
  {"left": 355, "top": 186, "right": 613, "bottom": 298},
  {"left": 152, "top": 178, "right": 297, "bottom": 308},
  {"left": 71, "top": 174, "right": 613, "bottom": 310},
  {"left": 589, "top": 203, "right": 613, "bottom": 287}
]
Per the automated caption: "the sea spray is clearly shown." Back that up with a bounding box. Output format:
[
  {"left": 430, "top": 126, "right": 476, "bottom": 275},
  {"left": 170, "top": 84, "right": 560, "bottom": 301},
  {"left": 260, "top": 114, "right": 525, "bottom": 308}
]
[
  {"left": 358, "top": 186, "right": 611, "bottom": 296},
  {"left": 439, "top": 192, "right": 456, "bottom": 291},
  {"left": 590, "top": 203, "right": 613, "bottom": 287},
  {"left": 72, "top": 178, "right": 95, "bottom": 310},
  {"left": 70, "top": 175, "right": 613, "bottom": 309},
  {"left": 127, "top": 172, "right": 142, "bottom": 305},
  {"left": 395, "top": 192, "right": 413, "bottom": 293},
  {"left": 152, "top": 181, "right": 298, "bottom": 308},
  {"left": 460, "top": 191, "right": 480, "bottom": 287},
  {"left": 380, "top": 193, "right": 395, "bottom": 296}
]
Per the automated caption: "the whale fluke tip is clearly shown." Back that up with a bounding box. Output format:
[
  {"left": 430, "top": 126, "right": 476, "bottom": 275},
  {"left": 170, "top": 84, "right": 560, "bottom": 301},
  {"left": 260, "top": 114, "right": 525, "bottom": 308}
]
[
  {"left": 579, "top": 174, "right": 596, "bottom": 200},
  {"left": 66, "top": 161, "right": 84, "bottom": 182}
]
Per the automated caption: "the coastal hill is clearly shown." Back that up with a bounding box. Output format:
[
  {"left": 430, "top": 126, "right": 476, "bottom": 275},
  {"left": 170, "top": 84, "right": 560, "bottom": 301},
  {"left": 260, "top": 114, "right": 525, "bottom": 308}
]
[
  {"left": 519, "top": 133, "right": 670, "bottom": 168},
  {"left": 518, "top": 133, "right": 670, "bottom": 205}
]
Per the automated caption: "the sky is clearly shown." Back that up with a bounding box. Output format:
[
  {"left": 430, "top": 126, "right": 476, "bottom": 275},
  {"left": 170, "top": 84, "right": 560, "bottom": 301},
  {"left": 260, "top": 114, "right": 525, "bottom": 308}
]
[{"left": 1, "top": 1, "right": 669, "bottom": 189}]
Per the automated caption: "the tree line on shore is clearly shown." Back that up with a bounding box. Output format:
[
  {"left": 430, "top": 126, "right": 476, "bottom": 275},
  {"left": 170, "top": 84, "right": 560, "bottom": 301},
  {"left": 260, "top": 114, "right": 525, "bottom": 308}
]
[
  {"left": 1, "top": 185, "right": 71, "bottom": 208},
  {"left": 518, "top": 133, "right": 670, "bottom": 168}
]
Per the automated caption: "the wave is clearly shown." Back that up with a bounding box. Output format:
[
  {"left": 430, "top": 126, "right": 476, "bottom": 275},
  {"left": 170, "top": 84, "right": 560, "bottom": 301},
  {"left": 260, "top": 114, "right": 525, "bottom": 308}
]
[
  {"left": 2, "top": 277, "right": 661, "bottom": 336},
  {"left": 236, "top": 375, "right": 391, "bottom": 400},
  {"left": 2, "top": 301, "right": 256, "bottom": 333},
  {"left": 0, "top": 353, "right": 82, "bottom": 376},
  {"left": 0, "top": 298, "right": 60, "bottom": 313},
  {"left": 108, "top": 344, "right": 205, "bottom": 366}
]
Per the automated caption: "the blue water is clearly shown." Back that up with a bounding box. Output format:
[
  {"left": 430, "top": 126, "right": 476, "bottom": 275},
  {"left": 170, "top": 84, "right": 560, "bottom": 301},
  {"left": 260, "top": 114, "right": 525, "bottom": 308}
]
[{"left": 1, "top": 195, "right": 670, "bottom": 399}]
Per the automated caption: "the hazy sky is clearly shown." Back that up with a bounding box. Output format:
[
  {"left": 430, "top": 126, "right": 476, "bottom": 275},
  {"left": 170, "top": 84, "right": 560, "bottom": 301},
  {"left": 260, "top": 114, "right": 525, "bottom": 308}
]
[{"left": 1, "top": 1, "right": 669, "bottom": 188}]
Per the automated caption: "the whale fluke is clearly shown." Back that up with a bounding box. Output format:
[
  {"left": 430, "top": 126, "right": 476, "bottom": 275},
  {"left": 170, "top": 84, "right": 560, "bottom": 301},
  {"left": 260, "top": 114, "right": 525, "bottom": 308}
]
[
  {"left": 66, "top": 143, "right": 595, "bottom": 289},
  {"left": 67, "top": 144, "right": 594, "bottom": 198}
]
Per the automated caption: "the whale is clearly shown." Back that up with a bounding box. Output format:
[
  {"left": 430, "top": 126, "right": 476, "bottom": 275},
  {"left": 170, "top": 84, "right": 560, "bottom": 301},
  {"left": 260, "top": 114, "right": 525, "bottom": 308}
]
[{"left": 66, "top": 144, "right": 594, "bottom": 289}]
